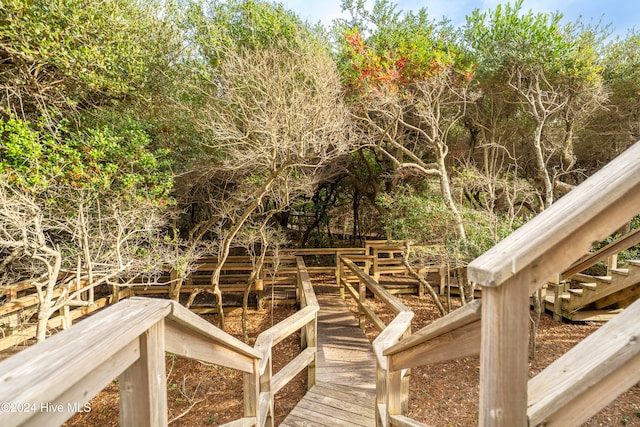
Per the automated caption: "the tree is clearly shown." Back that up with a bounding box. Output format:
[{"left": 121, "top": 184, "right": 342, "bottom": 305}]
[
  {"left": 466, "top": 1, "right": 607, "bottom": 208},
  {"left": 170, "top": 0, "right": 351, "bottom": 329},
  {"left": 0, "top": 117, "right": 172, "bottom": 341},
  {"left": 577, "top": 30, "right": 640, "bottom": 170},
  {"left": 336, "top": 0, "right": 473, "bottom": 242},
  {"left": 0, "top": 0, "right": 182, "bottom": 123}
]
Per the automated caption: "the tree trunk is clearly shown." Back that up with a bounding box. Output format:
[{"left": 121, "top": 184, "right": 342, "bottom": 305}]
[
  {"left": 533, "top": 121, "right": 554, "bottom": 209},
  {"left": 401, "top": 245, "right": 447, "bottom": 316},
  {"left": 529, "top": 289, "right": 542, "bottom": 360},
  {"left": 436, "top": 148, "right": 466, "bottom": 240},
  {"left": 168, "top": 268, "right": 184, "bottom": 302}
]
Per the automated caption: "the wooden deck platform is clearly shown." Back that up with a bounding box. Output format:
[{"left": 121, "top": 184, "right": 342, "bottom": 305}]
[{"left": 280, "top": 290, "right": 377, "bottom": 426}]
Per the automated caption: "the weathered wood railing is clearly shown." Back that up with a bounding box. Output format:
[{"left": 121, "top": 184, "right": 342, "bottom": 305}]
[
  {"left": 380, "top": 141, "right": 640, "bottom": 426},
  {"left": 0, "top": 256, "right": 319, "bottom": 427},
  {"left": 338, "top": 256, "right": 414, "bottom": 427},
  {"left": 559, "top": 226, "right": 640, "bottom": 280}
]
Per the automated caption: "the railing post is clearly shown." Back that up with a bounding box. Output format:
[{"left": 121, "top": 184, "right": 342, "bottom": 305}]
[
  {"left": 359, "top": 278, "right": 366, "bottom": 329},
  {"left": 479, "top": 274, "right": 530, "bottom": 427},
  {"left": 607, "top": 254, "right": 618, "bottom": 275},
  {"left": 119, "top": 320, "right": 168, "bottom": 427},
  {"left": 338, "top": 255, "right": 345, "bottom": 299},
  {"left": 400, "top": 328, "right": 411, "bottom": 414},
  {"left": 552, "top": 275, "right": 564, "bottom": 322},
  {"left": 306, "top": 312, "right": 317, "bottom": 389},
  {"left": 375, "top": 360, "right": 387, "bottom": 427},
  {"left": 373, "top": 247, "right": 380, "bottom": 281},
  {"left": 243, "top": 359, "right": 260, "bottom": 421},
  {"left": 261, "top": 350, "right": 274, "bottom": 427}
]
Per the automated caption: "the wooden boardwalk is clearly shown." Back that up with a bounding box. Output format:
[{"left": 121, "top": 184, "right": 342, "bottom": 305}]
[{"left": 280, "top": 290, "right": 377, "bottom": 426}]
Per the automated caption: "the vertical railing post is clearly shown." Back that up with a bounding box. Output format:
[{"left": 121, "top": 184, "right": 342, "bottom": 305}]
[
  {"left": 552, "top": 274, "right": 563, "bottom": 322},
  {"left": 479, "top": 273, "right": 530, "bottom": 427},
  {"left": 375, "top": 359, "right": 387, "bottom": 427},
  {"left": 243, "top": 359, "right": 260, "bottom": 422},
  {"left": 373, "top": 247, "right": 380, "bottom": 281},
  {"left": 306, "top": 313, "right": 317, "bottom": 389},
  {"left": 386, "top": 368, "right": 403, "bottom": 422},
  {"left": 400, "top": 327, "right": 411, "bottom": 414},
  {"left": 358, "top": 278, "right": 366, "bottom": 329},
  {"left": 119, "top": 320, "right": 168, "bottom": 427},
  {"left": 337, "top": 255, "right": 345, "bottom": 299},
  {"left": 261, "top": 351, "right": 274, "bottom": 427},
  {"left": 607, "top": 254, "right": 618, "bottom": 275}
]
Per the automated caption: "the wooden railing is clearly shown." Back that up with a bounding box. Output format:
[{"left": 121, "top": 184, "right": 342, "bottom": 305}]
[
  {"left": 559, "top": 226, "right": 640, "bottom": 280},
  {"left": 338, "top": 256, "right": 414, "bottom": 427},
  {"left": 549, "top": 225, "right": 640, "bottom": 320},
  {"left": 0, "top": 256, "right": 319, "bottom": 427},
  {"left": 379, "top": 141, "right": 640, "bottom": 426}
]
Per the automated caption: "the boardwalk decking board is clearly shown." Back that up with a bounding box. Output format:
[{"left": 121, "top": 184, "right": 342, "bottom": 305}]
[{"left": 280, "top": 290, "right": 377, "bottom": 426}]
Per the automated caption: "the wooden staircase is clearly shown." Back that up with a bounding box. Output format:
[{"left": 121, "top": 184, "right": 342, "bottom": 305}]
[{"left": 544, "top": 226, "right": 640, "bottom": 321}]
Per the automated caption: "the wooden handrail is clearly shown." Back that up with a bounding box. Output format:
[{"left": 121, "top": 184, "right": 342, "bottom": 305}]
[
  {"left": 463, "top": 141, "right": 640, "bottom": 426},
  {"left": 527, "top": 297, "right": 640, "bottom": 426},
  {"left": 0, "top": 257, "right": 320, "bottom": 427},
  {"left": 384, "top": 299, "right": 481, "bottom": 371},
  {"left": 0, "top": 297, "right": 260, "bottom": 427},
  {"left": 363, "top": 142, "right": 640, "bottom": 427},
  {"left": 341, "top": 257, "right": 411, "bottom": 315},
  {"left": 560, "top": 226, "right": 640, "bottom": 279}
]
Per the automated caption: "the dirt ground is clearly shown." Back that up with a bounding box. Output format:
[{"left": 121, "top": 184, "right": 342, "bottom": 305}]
[{"left": 58, "top": 278, "right": 640, "bottom": 426}]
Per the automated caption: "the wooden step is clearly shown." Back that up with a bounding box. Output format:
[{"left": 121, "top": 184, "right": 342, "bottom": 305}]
[
  {"left": 564, "top": 308, "right": 625, "bottom": 322},
  {"left": 573, "top": 273, "right": 612, "bottom": 284},
  {"left": 580, "top": 282, "right": 597, "bottom": 291},
  {"left": 610, "top": 268, "right": 629, "bottom": 276},
  {"left": 567, "top": 288, "right": 583, "bottom": 297},
  {"left": 627, "top": 259, "right": 640, "bottom": 267}
]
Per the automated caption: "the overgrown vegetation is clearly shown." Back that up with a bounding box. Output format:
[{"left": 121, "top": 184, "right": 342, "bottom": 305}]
[{"left": 2, "top": 0, "right": 639, "bottom": 336}]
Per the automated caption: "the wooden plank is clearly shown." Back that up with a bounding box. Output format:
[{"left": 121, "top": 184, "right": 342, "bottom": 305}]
[
  {"left": 479, "top": 273, "right": 530, "bottom": 427},
  {"left": 306, "top": 385, "right": 375, "bottom": 416},
  {"left": 165, "top": 299, "right": 260, "bottom": 360},
  {"left": 373, "top": 312, "right": 414, "bottom": 369},
  {"left": 0, "top": 298, "right": 172, "bottom": 427},
  {"left": 282, "top": 383, "right": 375, "bottom": 427},
  {"left": 310, "top": 382, "right": 376, "bottom": 406},
  {"left": 0, "top": 280, "right": 92, "bottom": 316},
  {"left": 385, "top": 299, "right": 481, "bottom": 357},
  {"left": 388, "top": 320, "right": 480, "bottom": 371},
  {"left": 390, "top": 414, "right": 432, "bottom": 427},
  {"left": 165, "top": 319, "right": 256, "bottom": 373},
  {"left": 561, "top": 226, "right": 640, "bottom": 279},
  {"left": 272, "top": 347, "right": 316, "bottom": 394},
  {"left": 257, "top": 305, "right": 317, "bottom": 348},
  {"left": 532, "top": 350, "right": 640, "bottom": 427},
  {"left": 295, "top": 393, "right": 373, "bottom": 425},
  {"left": 342, "top": 257, "right": 411, "bottom": 314},
  {"left": 21, "top": 338, "right": 140, "bottom": 427},
  {"left": 0, "top": 290, "right": 127, "bottom": 351},
  {"left": 218, "top": 417, "right": 258, "bottom": 427},
  {"left": 243, "top": 359, "right": 260, "bottom": 421},
  {"left": 297, "top": 257, "right": 319, "bottom": 309},
  {"left": 119, "top": 320, "right": 168, "bottom": 427},
  {"left": 528, "top": 297, "right": 640, "bottom": 426},
  {"left": 468, "top": 140, "right": 640, "bottom": 288}
]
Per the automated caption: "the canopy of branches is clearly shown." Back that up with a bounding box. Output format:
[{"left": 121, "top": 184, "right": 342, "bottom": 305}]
[{"left": 2, "top": 0, "right": 639, "bottom": 292}]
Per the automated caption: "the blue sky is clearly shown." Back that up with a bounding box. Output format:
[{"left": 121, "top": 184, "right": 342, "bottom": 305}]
[{"left": 279, "top": 0, "right": 638, "bottom": 37}]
